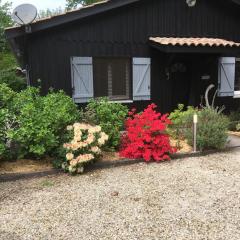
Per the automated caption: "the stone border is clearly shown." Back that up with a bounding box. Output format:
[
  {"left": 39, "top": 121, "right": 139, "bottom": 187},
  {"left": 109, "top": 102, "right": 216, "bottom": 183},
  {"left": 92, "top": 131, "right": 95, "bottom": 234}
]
[
  {"left": 1, "top": 146, "right": 239, "bottom": 183},
  {"left": 89, "top": 147, "right": 237, "bottom": 170}
]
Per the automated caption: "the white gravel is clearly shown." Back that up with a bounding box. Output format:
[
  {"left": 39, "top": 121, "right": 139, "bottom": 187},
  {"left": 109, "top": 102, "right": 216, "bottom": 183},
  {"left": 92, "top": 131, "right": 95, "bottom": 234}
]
[{"left": 1, "top": 149, "right": 240, "bottom": 240}]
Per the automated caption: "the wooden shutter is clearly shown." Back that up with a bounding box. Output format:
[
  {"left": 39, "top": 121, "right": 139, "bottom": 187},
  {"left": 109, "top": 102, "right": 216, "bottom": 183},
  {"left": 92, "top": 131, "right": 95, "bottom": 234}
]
[
  {"left": 218, "top": 57, "right": 235, "bottom": 97},
  {"left": 71, "top": 57, "right": 93, "bottom": 103},
  {"left": 133, "top": 58, "right": 151, "bottom": 101}
]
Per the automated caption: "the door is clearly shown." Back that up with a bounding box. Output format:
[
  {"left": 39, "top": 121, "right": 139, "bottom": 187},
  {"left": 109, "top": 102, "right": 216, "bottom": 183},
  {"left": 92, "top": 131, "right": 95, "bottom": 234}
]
[{"left": 170, "top": 59, "right": 191, "bottom": 109}]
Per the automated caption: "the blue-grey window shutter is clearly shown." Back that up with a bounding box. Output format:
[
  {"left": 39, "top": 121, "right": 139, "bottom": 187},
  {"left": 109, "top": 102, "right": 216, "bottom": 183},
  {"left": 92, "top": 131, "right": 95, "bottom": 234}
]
[
  {"left": 71, "top": 57, "right": 94, "bottom": 103},
  {"left": 133, "top": 58, "right": 151, "bottom": 101},
  {"left": 218, "top": 57, "right": 235, "bottom": 97}
]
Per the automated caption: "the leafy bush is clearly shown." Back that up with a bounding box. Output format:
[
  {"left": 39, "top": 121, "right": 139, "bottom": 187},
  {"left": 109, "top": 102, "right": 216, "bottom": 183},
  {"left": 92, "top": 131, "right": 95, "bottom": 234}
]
[
  {"left": 0, "top": 52, "right": 16, "bottom": 70},
  {"left": 169, "top": 104, "right": 196, "bottom": 126},
  {"left": 0, "top": 84, "right": 81, "bottom": 159},
  {"left": 236, "top": 123, "right": 240, "bottom": 131},
  {"left": 170, "top": 105, "right": 229, "bottom": 151},
  {"left": 169, "top": 104, "right": 196, "bottom": 139},
  {"left": 0, "top": 109, "right": 7, "bottom": 155},
  {"left": 119, "top": 104, "right": 176, "bottom": 161},
  {"left": 0, "top": 83, "right": 16, "bottom": 107},
  {"left": 0, "top": 52, "right": 26, "bottom": 92},
  {"left": 62, "top": 123, "right": 108, "bottom": 174},
  {"left": 0, "top": 84, "right": 16, "bottom": 158},
  {"left": 0, "top": 68, "right": 26, "bottom": 91},
  {"left": 192, "top": 108, "right": 229, "bottom": 150},
  {"left": 84, "top": 98, "right": 128, "bottom": 149}
]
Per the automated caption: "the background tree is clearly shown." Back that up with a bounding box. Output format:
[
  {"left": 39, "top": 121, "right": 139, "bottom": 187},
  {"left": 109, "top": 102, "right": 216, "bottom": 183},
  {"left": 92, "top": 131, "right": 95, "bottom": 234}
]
[
  {"left": 0, "top": 0, "right": 12, "bottom": 52},
  {"left": 38, "top": 7, "right": 64, "bottom": 19},
  {"left": 66, "top": 0, "right": 103, "bottom": 10},
  {"left": 0, "top": 0, "right": 26, "bottom": 91}
]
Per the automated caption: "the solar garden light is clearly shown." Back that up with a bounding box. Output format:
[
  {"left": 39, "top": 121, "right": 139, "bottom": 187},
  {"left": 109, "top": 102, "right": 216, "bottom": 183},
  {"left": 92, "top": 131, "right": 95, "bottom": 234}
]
[{"left": 193, "top": 113, "right": 198, "bottom": 153}]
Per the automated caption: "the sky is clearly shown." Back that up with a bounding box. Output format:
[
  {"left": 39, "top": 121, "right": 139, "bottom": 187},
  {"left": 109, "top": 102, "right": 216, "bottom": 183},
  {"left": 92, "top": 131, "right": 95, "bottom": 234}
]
[{"left": 3, "top": 0, "right": 67, "bottom": 11}]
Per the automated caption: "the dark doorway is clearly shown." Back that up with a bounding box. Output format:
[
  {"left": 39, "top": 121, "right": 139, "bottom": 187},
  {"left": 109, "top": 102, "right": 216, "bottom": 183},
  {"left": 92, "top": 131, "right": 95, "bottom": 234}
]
[
  {"left": 168, "top": 54, "right": 217, "bottom": 110},
  {"left": 169, "top": 57, "right": 191, "bottom": 109}
]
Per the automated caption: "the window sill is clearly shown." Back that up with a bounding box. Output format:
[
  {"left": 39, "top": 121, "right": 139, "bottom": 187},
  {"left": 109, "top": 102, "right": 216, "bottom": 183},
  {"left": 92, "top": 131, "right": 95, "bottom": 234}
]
[
  {"left": 234, "top": 91, "right": 240, "bottom": 98},
  {"left": 109, "top": 100, "right": 133, "bottom": 103}
]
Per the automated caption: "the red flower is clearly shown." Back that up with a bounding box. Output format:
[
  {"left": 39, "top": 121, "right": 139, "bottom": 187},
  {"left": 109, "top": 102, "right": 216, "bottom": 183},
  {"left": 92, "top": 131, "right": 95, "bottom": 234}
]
[{"left": 119, "top": 104, "right": 176, "bottom": 162}]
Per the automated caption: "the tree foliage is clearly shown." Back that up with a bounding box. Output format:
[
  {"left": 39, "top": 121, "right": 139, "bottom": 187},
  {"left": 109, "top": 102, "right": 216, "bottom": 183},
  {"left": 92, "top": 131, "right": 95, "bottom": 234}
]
[
  {"left": 0, "top": 0, "right": 12, "bottom": 52},
  {"left": 38, "top": 7, "right": 65, "bottom": 19},
  {"left": 66, "top": 0, "right": 103, "bottom": 10}
]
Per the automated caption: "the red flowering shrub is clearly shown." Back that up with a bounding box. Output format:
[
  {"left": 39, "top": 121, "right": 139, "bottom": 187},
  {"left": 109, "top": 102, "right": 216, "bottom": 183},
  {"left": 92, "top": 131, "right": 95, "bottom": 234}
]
[{"left": 119, "top": 104, "right": 176, "bottom": 162}]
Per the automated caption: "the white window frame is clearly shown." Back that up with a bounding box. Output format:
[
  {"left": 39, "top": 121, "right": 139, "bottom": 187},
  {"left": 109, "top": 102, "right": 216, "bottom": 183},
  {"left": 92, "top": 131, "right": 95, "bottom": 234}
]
[
  {"left": 234, "top": 91, "right": 240, "bottom": 98},
  {"left": 234, "top": 58, "right": 240, "bottom": 98}
]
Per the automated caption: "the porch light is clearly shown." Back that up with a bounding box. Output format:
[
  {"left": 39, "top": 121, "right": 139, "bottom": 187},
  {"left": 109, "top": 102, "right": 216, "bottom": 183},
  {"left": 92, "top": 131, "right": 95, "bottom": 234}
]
[{"left": 186, "top": 0, "right": 197, "bottom": 7}]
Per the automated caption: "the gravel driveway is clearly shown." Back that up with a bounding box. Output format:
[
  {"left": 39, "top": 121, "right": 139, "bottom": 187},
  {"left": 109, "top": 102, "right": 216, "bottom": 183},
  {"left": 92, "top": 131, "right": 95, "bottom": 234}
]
[{"left": 1, "top": 149, "right": 240, "bottom": 240}]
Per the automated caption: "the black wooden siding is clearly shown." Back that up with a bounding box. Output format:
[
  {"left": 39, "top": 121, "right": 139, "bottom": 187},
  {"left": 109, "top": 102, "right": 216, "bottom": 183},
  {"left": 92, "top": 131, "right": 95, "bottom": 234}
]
[{"left": 26, "top": 0, "right": 240, "bottom": 112}]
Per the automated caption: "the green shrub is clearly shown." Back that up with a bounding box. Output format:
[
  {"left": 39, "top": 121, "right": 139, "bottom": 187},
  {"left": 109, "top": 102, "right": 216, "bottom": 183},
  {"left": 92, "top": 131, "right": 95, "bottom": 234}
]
[
  {"left": 0, "top": 84, "right": 16, "bottom": 158},
  {"left": 0, "top": 52, "right": 26, "bottom": 92},
  {"left": 169, "top": 104, "right": 196, "bottom": 126},
  {"left": 0, "top": 108, "right": 7, "bottom": 156},
  {"left": 0, "top": 83, "right": 16, "bottom": 108},
  {"left": 0, "top": 84, "right": 81, "bottom": 159},
  {"left": 84, "top": 98, "right": 128, "bottom": 149},
  {"left": 236, "top": 123, "right": 240, "bottom": 131},
  {"left": 192, "top": 108, "right": 229, "bottom": 150},
  {"left": 170, "top": 105, "right": 229, "bottom": 151},
  {"left": 0, "top": 68, "right": 26, "bottom": 91},
  {"left": 169, "top": 104, "right": 196, "bottom": 139}
]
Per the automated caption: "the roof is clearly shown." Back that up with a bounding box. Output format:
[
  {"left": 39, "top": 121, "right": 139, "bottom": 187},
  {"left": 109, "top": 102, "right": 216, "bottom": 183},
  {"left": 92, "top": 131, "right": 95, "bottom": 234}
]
[
  {"left": 5, "top": 0, "right": 140, "bottom": 39},
  {"left": 5, "top": 0, "right": 240, "bottom": 39},
  {"left": 149, "top": 37, "right": 240, "bottom": 48},
  {"left": 6, "top": 0, "right": 109, "bottom": 29}
]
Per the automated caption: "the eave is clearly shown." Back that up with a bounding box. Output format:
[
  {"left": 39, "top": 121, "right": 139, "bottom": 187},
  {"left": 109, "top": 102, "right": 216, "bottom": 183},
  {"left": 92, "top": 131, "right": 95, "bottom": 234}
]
[{"left": 5, "top": 0, "right": 141, "bottom": 40}]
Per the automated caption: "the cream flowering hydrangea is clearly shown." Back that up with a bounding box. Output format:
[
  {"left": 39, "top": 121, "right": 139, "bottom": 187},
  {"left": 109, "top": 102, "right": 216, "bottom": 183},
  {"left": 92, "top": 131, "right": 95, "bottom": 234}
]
[{"left": 62, "top": 123, "right": 108, "bottom": 174}]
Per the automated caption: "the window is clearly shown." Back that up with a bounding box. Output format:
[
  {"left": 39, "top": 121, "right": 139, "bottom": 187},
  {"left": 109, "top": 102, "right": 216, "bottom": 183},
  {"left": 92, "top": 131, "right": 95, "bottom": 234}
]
[
  {"left": 93, "top": 58, "right": 131, "bottom": 101},
  {"left": 71, "top": 57, "right": 151, "bottom": 103},
  {"left": 235, "top": 58, "right": 240, "bottom": 97}
]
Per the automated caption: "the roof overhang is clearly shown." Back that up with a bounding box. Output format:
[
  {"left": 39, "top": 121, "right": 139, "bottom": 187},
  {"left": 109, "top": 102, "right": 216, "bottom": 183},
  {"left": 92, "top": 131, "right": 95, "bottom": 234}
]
[
  {"left": 5, "top": 0, "right": 140, "bottom": 39},
  {"left": 149, "top": 37, "right": 240, "bottom": 54},
  {"left": 5, "top": 0, "right": 240, "bottom": 40}
]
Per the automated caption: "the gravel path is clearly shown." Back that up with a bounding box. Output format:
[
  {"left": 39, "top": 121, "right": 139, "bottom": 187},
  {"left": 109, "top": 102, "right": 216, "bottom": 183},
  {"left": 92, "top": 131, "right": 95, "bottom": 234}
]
[{"left": 1, "top": 150, "right": 240, "bottom": 240}]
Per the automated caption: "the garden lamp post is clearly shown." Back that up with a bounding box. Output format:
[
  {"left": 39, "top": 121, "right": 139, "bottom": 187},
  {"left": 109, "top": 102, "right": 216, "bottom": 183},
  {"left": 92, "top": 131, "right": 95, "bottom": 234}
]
[{"left": 193, "top": 113, "right": 198, "bottom": 153}]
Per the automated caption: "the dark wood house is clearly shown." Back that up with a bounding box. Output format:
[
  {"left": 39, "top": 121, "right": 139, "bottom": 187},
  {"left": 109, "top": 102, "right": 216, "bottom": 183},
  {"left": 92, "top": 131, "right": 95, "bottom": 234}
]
[{"left": 5, "top": 0, "right": 240, "bottom": 112}]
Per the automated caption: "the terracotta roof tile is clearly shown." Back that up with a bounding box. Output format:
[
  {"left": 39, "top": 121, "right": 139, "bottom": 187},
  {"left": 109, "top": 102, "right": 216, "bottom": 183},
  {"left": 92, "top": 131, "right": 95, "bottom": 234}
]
[{"left": 149, "top": 37, "right": 240, "bottom": 47}]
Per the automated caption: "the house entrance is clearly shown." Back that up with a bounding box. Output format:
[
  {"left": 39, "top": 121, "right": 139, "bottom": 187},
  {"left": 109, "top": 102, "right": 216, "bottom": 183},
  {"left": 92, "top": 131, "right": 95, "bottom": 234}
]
[
  {"left": 169, "top": 56, "right": 192, "bottom": 109},
  {"left": 168, "top": 54, "right": 217, "bottom": 110}
]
